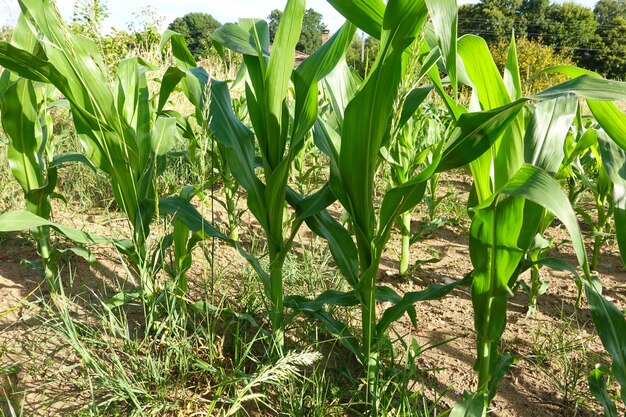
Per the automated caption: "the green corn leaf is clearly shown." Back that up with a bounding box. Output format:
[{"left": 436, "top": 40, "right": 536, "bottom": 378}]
[
  {"left": 479, "top": 165, "right": 589, "bottom": 275},
  {"left": 50, "top": 152, "right": 97, "bottom": 173},
  {"left": 298, "top": 209, "right": 360, "bottom": 289},
  {"left": 286, "top": 285, "right": 410, "bottom": 315},
  {"left": 524, "top": 94, "right": 578, "bottom": 174},
  {"left": 158, "top": 197, "right": 271, "bottom": 294},
  {"left": 237, "top": 18, "right": 271, "bottom": 54},
  {"left": 326, "top": 0, "right": 385, "bottom": 39},
  {"left": 503, "top": 34, "right": 521, "bottom": 101},
  {"left": 597, "top": 132, "right": 626, "bottom": 266},
  {"left": 526, "top": 257, "right": 582, "bottom": 289},
  {"left": 2, "top": 78, "right": 44, "bottom": 194},
  {"left": 399, "top": 86, "right": 433, "bottom": 128},
  {"left": 265, "top": 157, "right": 292, "bottom": 246},
  {"left": 208, "top": 80, "right": 267, "bottom": 229},
  {"left": 264, "top": 0, "right": 304, "bottom": 167},
  {"left": 285, "top": 290, "right": 359, "bottom": 312},
  {"left": 470, "top": 193, "right": 526, "bottom": 394},
  {"left": 116, "top": 58, "right": 152, "bottom": 171},
  {"left": 457, "top": 35, "right": 510, "bottom": 110},
  {"left": 534, "top": 64, "right": 599, "bottom": 79},
  {"left": 450, "top": 397, "right": 485, "bottom": 417},
  {"left": 16, "top": 0, "right": 117, "bottom": 122},
  {"left": 211, "top": 21, "right": 270, "bottom": 58},
  {"left": 487, "top": 354, "right": 516, "bottom": 399},
  {"left": 422, "top": 43, "right": 465, "bottom": 119},
  {"left": 585, "top": 282, "right": 626, "bottom": 403},
  {"left": 531, "top": 65, "right": 626, "bottom": 152},
  {"left": 323, "top": 57, "right": 362, "bottom": 127},
  {"left": 292, "top": 22, "right": 356, "bottom": 143},
  {"left": 588, "top": 366, "right": 619, "bottom": 417},
  {"left": 425, "top": 0, "right": 457, "bottom": 95},
  {"left": 151, "top": 116, "right": 179, "bottom": 156},
  {"left": 460, "top": 34, "right": 526, "bottom": 190},
  {"left": 306, "top": 308, "right": 363, "bottom": 362},
  {"left": 377, "top": 145, "right": 442, "bottom": 242},
  {"left": 160, "top": 30, "right": 196, "bottom": 69},
  {"left": 339, "top": 0, "right": 426, "bottom": 251},
  {"left": 0, "top": 42, "right": 58, "bottom": 85},
  {"left": 0, "top": 211, "right": 108, "bottom": 245},
  {"left": 533, "top": 74, "right": 626, "bottom": 102},
  {"left": 589, "top": 101, "right": 626, "bottom": 152},
  {"left": 565, "top": 128, "right": 598, "bottom": 165},
  {"left": 158, "top": 66, "right": 186, "bottom": 113},
  {"left": 286, "top": 184, "right": 336, "bottom": 222},
  {"left": 436, "top": 100, "right": 527, "bottom": 173},
  {"left": 58, "top": 246, "right": 97, "bottom": 264}
]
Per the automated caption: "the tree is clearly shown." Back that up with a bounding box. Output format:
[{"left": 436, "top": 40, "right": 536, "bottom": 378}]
[
  {"left": 346, "top": 35, "right": 379, "bottom": 77},
  {"left": 168, "top": 13, "right": 221, "bottom": 60},
  {"left": 519, "top": 0, "right": 551, "bottom": 40},
  {"left": 595, "top": 0, "right": 626, "bottom": 24},
  {"left": 595, "top": 17, "right": 626, "bottom": 79},
  {"left": 458, "top": 0, "right": 523, "bottom": 42},
  {"left": 593, "top": 0, "right": 626, "bottom": 78},
  {"left": 457, "top": 0, "right": 609, "bottom": 76},
  {"left": 71, "top": 0, "right": 109, "bottom": 39},
  {"left": 545, "top": 2, "right": 601, "bottom": 65},
  {"left": 268, "top": 8, "right": 326, "bottom": 54}
]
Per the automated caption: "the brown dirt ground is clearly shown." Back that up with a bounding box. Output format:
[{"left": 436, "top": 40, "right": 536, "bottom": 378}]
[{"left": 1, "top": 172, "right": 625, "bottom": 416}]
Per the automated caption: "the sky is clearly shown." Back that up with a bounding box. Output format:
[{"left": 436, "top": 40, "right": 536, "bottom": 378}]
[{"left": 1, "top": 0, "right": 601, "bottom": 32}]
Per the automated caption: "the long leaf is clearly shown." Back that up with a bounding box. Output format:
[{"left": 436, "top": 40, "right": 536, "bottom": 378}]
[
  {"left": 326, "top": 0, "right": 385, "bottom": 39},
  {"left": 597, "top": 132, "right": 626, "bottom": 266},
  {"left": 0, "top": 211, "right": 108, "bottom": 245},
  {"left": 585, "top": 282, "right": 626, "bottom": 403},
  {"left": 425, "top": 0, "right": 457, "bottom": 95}
]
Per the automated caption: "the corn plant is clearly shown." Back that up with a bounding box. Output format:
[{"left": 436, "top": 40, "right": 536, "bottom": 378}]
[
  {"left": 380, "top": 42, "right": 451, "bottom": 276},
  {"left": 383, "top": 100, "right": 452, "bottom": 275},
  {"left": 162, "top": 1, "right": 358, "bottom": 352},
  {"left": 0, "top": 0, "right": 237, "bottom": 319},
  {"left": 284, "top": 0, "right": 545, "bottom": 413},
  {"left": 525, "top": 69, "right": 626, "bottom": 411},
  {"left": 0, "top": 16, "right": 98, "bottom": 288},
  {"left": 573, "top": 136, "right": 614, "bottom": 270},
  {"left": 188, "top": 94, "right": 245, "bottom": 241},
  {"left": 427, "top": 34, "right": 626, "bottom": 415}
]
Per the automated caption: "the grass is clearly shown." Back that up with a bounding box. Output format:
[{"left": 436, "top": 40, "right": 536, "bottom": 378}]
[
  {"left": 2, "top": 178, "right": 618, "bottom": 417},
  {"left": 527, "top": 306, "right": 603, "bottom": 412}
]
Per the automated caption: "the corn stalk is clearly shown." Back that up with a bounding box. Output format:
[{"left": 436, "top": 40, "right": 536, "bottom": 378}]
[
  {"left": 162, "top": 2, "right": 357, "bottom": 353},
  {"left": 285, "top": 0, "right": 536, "bottom": 413},
  {"left": 0, "top": 17, "right": 96, "bottom": 288},
  {"left": 0, "top": 0, "right": 235, "bottom": 320}
]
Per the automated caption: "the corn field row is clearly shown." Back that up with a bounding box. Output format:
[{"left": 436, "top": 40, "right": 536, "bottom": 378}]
[{"left": 0, "top": 0, "right": 625, "bottom": 416}]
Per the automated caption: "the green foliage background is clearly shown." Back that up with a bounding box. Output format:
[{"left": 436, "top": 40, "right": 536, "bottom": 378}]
[
  {"left": 168, "top": 12, "right": 221, "bottom": 60},
  {"left": 268, "top": 8, "right": 326, "bottom": 54},
  {"left": 459, "top": 0, "right": 626, "bottom": 79}
]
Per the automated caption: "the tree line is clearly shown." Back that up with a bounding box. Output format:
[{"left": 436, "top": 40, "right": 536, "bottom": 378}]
[{"left": 459, "top": 0, "right": 626, "bottom": 79}]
